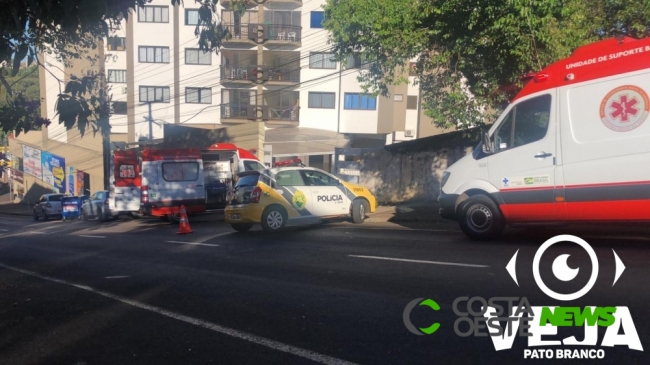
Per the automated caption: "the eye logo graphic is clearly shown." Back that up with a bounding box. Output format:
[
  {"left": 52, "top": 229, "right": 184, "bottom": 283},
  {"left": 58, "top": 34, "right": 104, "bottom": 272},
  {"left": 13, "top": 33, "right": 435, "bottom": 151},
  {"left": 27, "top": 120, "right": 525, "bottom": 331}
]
[
  {"left": 403, "top": 298, "right": 441, "bottom": 335},
  {"left": 506, "top": 234, "right": 625, "bottom": 300}
]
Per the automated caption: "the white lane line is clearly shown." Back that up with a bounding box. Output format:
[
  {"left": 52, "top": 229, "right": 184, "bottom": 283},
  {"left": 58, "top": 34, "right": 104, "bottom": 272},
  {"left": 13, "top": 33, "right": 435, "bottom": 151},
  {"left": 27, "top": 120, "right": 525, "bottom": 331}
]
[
  {"left": 348, "top": 255, "right": 489, "bottom": 268},
  {"left": 166, "top": 241, "right": 220, "bottom": 247},
  {"left": 26, "top": 231, "right": 47, "bottom": 235},
  {"left": 79, "top": 235, "right": 107, "bottom": 238},
  {"left": 105, "top": 275, "right": 130, "bottom": 279},
  {"left": 331, "top": 226, "right": 460, "bottom": 233},
  {"left": 0, "top": 263, "right": 358, "bottom": 365}
]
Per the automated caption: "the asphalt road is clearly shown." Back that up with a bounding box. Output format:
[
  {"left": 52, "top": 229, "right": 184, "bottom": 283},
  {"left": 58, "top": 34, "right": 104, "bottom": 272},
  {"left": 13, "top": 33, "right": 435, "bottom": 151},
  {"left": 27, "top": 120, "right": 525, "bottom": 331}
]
[{"left": 0, "top": 213, "right": 648, "bottom": 364}]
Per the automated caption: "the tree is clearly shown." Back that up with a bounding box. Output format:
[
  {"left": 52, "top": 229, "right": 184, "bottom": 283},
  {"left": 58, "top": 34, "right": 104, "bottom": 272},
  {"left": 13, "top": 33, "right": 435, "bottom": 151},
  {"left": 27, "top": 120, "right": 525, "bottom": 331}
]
[
  {"left": 323, "top": 0, "right": 650, "bottom": 130},
  {"left": 0, "top": 0, "right": 234, "bottom": 137}
]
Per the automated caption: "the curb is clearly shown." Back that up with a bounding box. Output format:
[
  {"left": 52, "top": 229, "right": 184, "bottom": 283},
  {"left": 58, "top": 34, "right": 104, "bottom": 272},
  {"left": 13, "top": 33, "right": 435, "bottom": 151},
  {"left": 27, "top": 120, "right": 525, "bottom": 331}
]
[
  {"left": 365, "top": 216, "right": 450, "bottom": 224},
  {"left": 0, "top": 212, "right": 32, "bottom": 217}
]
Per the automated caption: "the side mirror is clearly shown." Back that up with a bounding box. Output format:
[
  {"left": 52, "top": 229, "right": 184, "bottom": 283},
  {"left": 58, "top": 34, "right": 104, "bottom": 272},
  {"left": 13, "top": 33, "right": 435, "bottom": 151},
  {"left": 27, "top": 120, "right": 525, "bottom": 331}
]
[{"left": 481, "top": 130, "right": 493, "bottom": 154}]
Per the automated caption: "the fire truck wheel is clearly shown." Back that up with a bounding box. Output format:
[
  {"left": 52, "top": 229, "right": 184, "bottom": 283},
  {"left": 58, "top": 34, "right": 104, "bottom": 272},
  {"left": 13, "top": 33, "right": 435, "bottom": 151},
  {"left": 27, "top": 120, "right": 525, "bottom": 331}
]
[
  {"left": 168, "top": 213, "right": 181, "bottom": 224},
  {"left": 231, "top": 223, "right": 253, "bottom": 233},
  {"left": 457, "top": 194, "right": 505, "bottom": 240}
]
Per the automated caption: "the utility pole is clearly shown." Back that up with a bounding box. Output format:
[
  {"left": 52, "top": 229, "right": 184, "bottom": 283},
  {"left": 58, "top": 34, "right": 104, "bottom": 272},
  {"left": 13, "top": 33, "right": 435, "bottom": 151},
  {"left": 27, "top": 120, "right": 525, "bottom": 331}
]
[
  {"left": 148, "top": 101, "right": 153, "bottom": 140},
  {"left": 100, "top": 56, "right": 111, "bottom": 191}
]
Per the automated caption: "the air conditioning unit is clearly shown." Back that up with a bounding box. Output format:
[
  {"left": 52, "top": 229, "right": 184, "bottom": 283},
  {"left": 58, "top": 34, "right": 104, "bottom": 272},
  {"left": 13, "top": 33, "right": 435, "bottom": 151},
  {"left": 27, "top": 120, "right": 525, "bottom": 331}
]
[{"left": 404, "top": 129, "right": 415, "bottom": 137}]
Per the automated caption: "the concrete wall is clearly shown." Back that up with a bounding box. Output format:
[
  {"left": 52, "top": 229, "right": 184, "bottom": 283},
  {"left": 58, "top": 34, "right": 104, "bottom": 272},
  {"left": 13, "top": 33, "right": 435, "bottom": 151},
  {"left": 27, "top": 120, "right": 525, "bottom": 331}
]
[{"left": 338, "top": 129, "right": 480, "bottom": 204}]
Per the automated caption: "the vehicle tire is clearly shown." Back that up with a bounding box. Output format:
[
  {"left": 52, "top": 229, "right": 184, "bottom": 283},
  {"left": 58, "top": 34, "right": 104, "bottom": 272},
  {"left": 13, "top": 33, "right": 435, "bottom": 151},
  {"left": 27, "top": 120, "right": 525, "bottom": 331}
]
[
  {"left": 97, "top": 208, "right": 104, "bottom": 222},
  {"left": 351, "top": 199, "right": 368, "bottom": 224},
  {"left": 168, "top": 213, "right": 181, "bottom": 224},
  {"left": 82, "top": 209, "right": 89, "bottom": 221},
  {"left": 231, "top": 223, "right": 253, "bottom": 233},
  {"left": 42, "top": 212, "right": 49, "bottom": 221},
  {"left": 457, "top": 195, "right": 505, "bottom": 240},
  {"left": 261, "top": 206, "right": 287, "bottom": 232},
  {"left": 160, "top": 215, "right": 169, "bottom": 222},
  {"left": 130, "top": 212, "right": 143, "bottom": 219},
  {"left": 33, "top": 210, "right": 39, "bottom": 221}
]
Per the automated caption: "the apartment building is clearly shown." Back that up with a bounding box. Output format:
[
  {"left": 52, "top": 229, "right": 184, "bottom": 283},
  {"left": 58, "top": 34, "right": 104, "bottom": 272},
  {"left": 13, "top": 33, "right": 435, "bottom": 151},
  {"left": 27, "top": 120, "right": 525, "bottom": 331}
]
[{"left": 94, "top": 0, "right": 438, "bottom": 144}]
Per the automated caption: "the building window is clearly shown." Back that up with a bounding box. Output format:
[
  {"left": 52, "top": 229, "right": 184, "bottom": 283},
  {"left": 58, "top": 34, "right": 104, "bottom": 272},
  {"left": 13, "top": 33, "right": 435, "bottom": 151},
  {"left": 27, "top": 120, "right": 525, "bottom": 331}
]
[
  {"left": 409, "top": 62, "right": 417, "bottom": 76},
  {"left": 107, "top": 70, "right": 126, "bottom": 83},
  {"left": 344, "top": 93, "right": 377, "bottom": 110},
  {"left": 394, "top": 94, "right": 404, "bottom": 102},
  {"left": 346, "top": 53, "right": 371, "bottom": 70},
  {"left": 186, "top": 88, "right": 212, "bottom": 104},
  {"left": 138, "top": 6, "right": 169, "bottom": 23},
  {"left": 310, "top": 11, "right": 324, "bottom": 28},
  {"left": 309, "top": 52, "right": 336, "bottom": 69},
  {"left": 407, "top": 95, "right": 418, "bottom": 110},
  {"left": 138, "top": 46, "right": 170, "bottom": 63},
  {"left": 308, "top": 92, "right": 335, "bottom": 109},
  {"left": 162, "top": 162, "right": 199, "bottom": 182},
  {"left": 185, "top": 9, "right": 200, "bottom": 25},
  {"left": 139, "top": 86, "right": 170, "bottom": 103},
  {"left": 112, "top": 101, "right": 127, "bottom": 115},
  {"left": 106, "top": 37, "right": 126, "bottom": 51},
  {"left": 185, "top": 49, "right": 211, "bottom": 65}
]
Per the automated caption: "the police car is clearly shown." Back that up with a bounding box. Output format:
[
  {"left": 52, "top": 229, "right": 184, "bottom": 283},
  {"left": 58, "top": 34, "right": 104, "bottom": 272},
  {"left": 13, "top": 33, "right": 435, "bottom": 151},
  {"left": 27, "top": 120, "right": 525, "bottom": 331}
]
[{"left": 225, "top": 167, "right": 376, "bottom": 232}]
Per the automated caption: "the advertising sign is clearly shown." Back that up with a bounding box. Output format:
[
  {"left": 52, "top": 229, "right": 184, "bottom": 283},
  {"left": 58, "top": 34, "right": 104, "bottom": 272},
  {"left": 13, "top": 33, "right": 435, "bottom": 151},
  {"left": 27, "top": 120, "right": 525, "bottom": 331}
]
[
  {"left": 76, "top": 170, "right": 85, "bottom": 196},
  {"left": 41, "top": 151, "right": 66, "bottom": 192},
  {"left": 68, "top": 167, "right": 75, "bottom": 195},
  {"left": 22, "top": 145, "right": 42, "bottom": 179},
  {"left": 12, "top": 169, "right": 24, "bottom": 184}
]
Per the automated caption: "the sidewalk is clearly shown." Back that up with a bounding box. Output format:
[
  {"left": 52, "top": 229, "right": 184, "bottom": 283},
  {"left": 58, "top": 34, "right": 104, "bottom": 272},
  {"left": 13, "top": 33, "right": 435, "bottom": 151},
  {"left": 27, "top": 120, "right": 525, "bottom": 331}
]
[{"left": 0, "top": 193, "right": 33, "bottom": 217}]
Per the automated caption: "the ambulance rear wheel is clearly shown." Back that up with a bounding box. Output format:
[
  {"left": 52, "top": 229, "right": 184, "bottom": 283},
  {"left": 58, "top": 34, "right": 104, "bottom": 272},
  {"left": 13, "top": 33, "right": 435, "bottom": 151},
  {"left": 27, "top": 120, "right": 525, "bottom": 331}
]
[
  {"left": 231, "top": 223, "right": 253, "bottom": 233},
  {"left": 458, "top": 195, "right": 505, "bottom": 240},
  {"left": 261, "top": 206, "right": 287, "bottom": 232}
]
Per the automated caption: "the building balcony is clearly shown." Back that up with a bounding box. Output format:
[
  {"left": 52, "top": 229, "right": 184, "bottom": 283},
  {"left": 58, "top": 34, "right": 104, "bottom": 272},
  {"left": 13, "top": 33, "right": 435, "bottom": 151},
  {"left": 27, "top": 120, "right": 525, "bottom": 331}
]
[
  {"left": 222, "top": 23, "right": 301, "bottom": 46},
  {"left": 220, "top": 104, "right": 299, "bottom": 125},
  {"left": 220, "top": 65, "right": 256, "bottom": 84},
  {"left": 222, "top": 0, "right": 302, "bottom": 5},
  {"left": 265, "top": 25, "right": 301, "bottom": 45},
  {"left": 267, "top": 67, "right": 300, "bottom": 84}
]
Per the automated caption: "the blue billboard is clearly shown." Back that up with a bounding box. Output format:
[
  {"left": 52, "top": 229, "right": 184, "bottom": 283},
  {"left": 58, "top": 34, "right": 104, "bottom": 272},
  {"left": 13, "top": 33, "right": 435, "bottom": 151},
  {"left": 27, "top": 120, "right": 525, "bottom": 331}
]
[{"left": 41, "top": 151, "right": 66, "bottom": 193}]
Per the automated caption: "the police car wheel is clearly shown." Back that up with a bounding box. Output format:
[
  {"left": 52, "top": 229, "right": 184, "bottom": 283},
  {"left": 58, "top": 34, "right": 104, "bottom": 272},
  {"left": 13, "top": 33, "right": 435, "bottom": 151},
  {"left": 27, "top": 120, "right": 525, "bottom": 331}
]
[
  {"left": 352, "top": 199, "right": 368, "bottom": 224},
  {"left": 231, "top": 223, "right": 253, "bottom": 233},
  {"left": 458, "top": 195, "right": 505, "bottom": 240},
  {"left": 261, "top": 206, "right": 286, "bottom": 232}
]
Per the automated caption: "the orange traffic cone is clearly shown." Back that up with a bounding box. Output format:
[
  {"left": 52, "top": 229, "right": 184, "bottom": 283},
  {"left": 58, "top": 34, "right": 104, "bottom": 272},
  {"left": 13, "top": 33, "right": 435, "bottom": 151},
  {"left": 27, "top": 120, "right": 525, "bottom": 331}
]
[{"left": 176, "top": 205, "right": 194, "bottom": 234}]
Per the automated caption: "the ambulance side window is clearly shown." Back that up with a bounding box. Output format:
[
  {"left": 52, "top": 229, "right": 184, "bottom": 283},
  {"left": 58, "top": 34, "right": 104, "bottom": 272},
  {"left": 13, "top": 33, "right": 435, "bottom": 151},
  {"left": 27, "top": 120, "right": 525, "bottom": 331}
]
[{"left": 493, "top": 94, "right": 551, "bottom": 152}]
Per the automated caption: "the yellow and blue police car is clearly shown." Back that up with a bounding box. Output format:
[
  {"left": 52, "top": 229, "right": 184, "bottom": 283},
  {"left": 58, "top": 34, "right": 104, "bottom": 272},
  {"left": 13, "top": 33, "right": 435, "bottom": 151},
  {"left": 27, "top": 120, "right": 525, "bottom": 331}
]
[{"left": 225, "top": 167, "right": 377, "bottom": 232}]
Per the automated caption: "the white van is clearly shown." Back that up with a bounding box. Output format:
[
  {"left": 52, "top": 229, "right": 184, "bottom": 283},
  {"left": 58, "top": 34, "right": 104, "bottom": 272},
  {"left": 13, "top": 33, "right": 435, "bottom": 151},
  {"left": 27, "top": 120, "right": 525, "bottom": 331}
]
[
  {"left": 439, "top": 36, "right": 650, "bottom": 240},
  {"left": 141, "top": 148, "right": 206, "bottom": 222}
]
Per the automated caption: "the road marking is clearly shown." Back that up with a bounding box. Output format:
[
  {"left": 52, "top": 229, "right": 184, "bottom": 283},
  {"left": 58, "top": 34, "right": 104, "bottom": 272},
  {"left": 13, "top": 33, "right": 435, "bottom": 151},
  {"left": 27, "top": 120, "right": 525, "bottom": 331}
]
[
  {"left": 331, "top": 226, "right": 460, "bottom": 233},
  {"left": 166, "top": 241, "right": 220, "bottom": 247},
  {"left": 0, "top": 263, "right": 358, "bottom": 365},
  {"left": 348, "top": 255, "right": 489, "bottom": 268},
  {"left": 105, "top": 275, "right": 130, "bottom": 279},
  {"left": 79, "top": 235, "right": 107, "bottom": 238},
  {"left": 26, "top": 231, "right": 47, "bottom": 235}
]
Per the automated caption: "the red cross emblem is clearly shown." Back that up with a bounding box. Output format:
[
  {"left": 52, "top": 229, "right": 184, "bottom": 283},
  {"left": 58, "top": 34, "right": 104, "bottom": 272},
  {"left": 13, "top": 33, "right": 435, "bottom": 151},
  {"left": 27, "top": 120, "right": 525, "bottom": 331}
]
[{"left": 609, "top": 94, "right": 639, "bottom": 123}]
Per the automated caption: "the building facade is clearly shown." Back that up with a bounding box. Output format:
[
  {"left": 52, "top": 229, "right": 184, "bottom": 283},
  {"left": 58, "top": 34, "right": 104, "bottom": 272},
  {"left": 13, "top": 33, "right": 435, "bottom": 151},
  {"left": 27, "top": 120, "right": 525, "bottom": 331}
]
[{"left": 98, "top": 0, "right": 436, "bottom": 143}]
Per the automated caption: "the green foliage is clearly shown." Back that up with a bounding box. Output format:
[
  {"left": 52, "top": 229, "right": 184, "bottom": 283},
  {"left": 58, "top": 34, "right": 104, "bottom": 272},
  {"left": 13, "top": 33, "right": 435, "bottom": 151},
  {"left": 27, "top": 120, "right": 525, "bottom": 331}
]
[
  {"left": 0, "top": 0, "right": 229, "bottom": 136},
  {"left": 324, "top": 0, "right": 650, "bottom": 130},
  {"left": 0, "top": 65, "right": 46, "bottom": 135}
]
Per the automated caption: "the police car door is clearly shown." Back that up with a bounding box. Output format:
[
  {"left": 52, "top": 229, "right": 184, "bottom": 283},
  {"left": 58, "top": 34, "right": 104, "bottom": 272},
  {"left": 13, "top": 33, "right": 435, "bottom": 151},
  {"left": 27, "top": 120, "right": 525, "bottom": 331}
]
[{"left": 302, "top": 170, "right": 348, "bottom": 216}]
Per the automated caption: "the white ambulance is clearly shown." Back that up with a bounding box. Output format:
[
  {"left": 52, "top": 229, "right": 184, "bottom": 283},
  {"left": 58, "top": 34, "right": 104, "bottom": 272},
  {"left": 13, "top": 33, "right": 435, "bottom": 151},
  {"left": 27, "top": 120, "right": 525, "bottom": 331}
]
[{"left": 439, "top": 36, "right": 650, "bottom": 240}]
